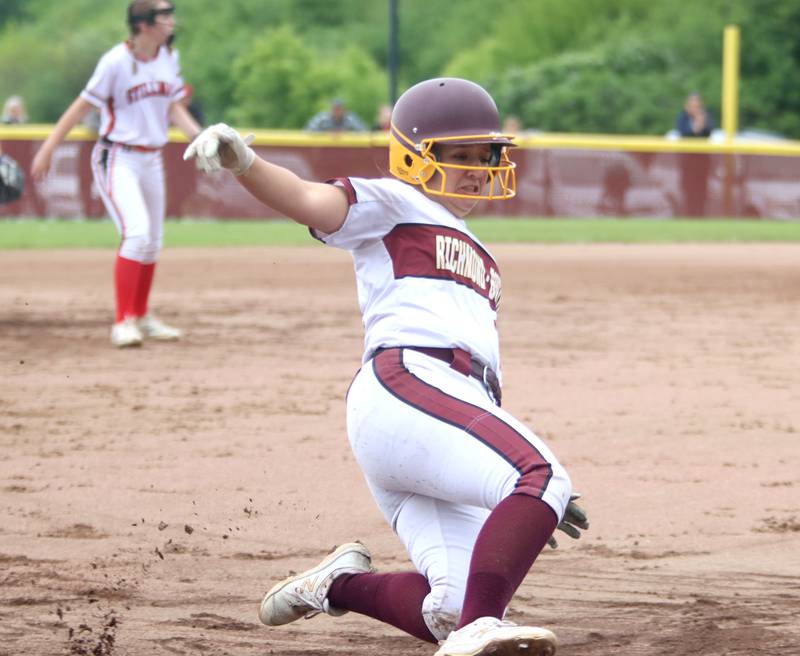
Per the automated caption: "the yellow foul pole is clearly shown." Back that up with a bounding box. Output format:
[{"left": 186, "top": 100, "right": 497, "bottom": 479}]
[
  {"left": 721, "top": 25, "right": 741, "bottom": 216},
  {"left": 722, "top": 25, "right": 741, "bottom": 141}
]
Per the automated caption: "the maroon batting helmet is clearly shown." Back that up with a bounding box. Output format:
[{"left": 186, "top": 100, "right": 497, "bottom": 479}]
[{"left": 389, "top": 78, "right": 516, "bottom": 200}]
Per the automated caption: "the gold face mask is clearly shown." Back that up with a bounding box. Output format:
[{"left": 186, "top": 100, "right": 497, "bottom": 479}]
[
  {"left": 390, "top": 129, "right": 517, "bottom": 200},
  {"left": 387, "top": 78, "right": 517, "bottom": 201}
]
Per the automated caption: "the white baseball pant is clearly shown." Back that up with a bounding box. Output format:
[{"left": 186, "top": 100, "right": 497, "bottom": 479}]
[{"left": 346, "top": 347, "right": 572, "bottom": 639}]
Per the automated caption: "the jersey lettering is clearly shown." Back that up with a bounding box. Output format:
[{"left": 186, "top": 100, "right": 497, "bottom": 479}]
[
  {"left": 383, "top": 224, "right": 502, "bottom": 309},
  {"left": 126, "top": 81, "right": 171, "bottom": 104},
  {"left": 436, "top": 234, "right": 486, "bottom": 290},
  {"left": 81, "top": 43, "right": 185, "bottom": 147}
]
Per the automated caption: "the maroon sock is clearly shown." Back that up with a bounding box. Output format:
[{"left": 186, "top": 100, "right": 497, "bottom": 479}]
[
  {"left": 114, "top": 255, "right": 141, "bottom": 322},
  {"left": 457, "top": 494, "right": 558, "bottom": 628},
  {"left": 134, "top": 262, "right": 156, "bottom": 318},
  {"left": 329, "top": 571, "right": 437, "bottom": 643}
]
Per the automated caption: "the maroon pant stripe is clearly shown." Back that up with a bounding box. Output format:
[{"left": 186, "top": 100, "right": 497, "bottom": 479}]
[{"left": 371, "top": 349, "right": 552, "bottom": 499}]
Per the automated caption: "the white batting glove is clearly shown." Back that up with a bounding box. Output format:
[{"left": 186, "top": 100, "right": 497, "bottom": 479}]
[{"left": 183, "top": 123, "right": 255, "bottom": 176}]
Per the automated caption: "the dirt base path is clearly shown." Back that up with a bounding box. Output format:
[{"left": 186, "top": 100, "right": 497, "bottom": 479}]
[{"left": 1, "top": 244, "right": 799, "bottom": 655}]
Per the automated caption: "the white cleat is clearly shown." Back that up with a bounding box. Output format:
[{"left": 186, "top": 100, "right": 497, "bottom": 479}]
[
  {"left": 259, "top": 542, "right": 373, "bottom": 626},
  {"left": 137, "top": 314, "right": 182, "bottom": 341},
  {"left": 110, "top": 317, "right": 143, "bottom": 348},
  {"left": 434, "top": 617, "right": 558, "bottom": 656}
]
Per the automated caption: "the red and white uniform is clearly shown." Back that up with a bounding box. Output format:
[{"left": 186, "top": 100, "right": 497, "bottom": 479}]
[
  {"left": 82, "top": 42, "right": 186, "bottom": 264},
  {"left": 313, "top": 177, "right": 572, "bottom": 640},
  {"left": 82, "top": 42, "right": 186, "bottom": 148}
]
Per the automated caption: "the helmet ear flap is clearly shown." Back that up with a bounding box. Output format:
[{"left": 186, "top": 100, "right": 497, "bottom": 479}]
[{"left": 391, "top": 140, "right": 438, "bottom": 185}]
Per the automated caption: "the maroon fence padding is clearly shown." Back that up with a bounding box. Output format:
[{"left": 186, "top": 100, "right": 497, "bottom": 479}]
[{"left": 2, "top": 138, "right": 799, "bottom": 219}]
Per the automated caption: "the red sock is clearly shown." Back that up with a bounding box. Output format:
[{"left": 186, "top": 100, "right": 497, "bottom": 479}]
[
  {"left": 457, "top": 494, "right": 558, "bottom": 628},
  {"left": 134, "top": 262, "right": 156, "bottom": 318},
  {"left": 114, "top": 255, "right": 142, "bottom": 322},
  {"left": 329, "top": 571, "right": 436, "bottom": 643}
]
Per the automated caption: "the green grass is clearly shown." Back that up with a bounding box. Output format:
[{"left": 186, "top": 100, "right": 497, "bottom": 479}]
[
  {"left": 0, "top": 219, "right": 311, "bottom": 249},
  {"left": 467, "top": 218, "right": 800, "bottom": 243},
  {"left": 2, "top": 217, "right": 800, "bottom": 249}
]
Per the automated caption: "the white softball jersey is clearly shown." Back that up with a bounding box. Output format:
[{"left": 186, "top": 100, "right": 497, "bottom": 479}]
[
  {"left": 81, "top": 42, "right": 186, "bottom": 263},
  {"left": 80, "top": 42, "right": 187, "bottom": 148},
  {"left": 313, "top": 177, "right": 503, "bottom": 378},
  {"left": 313, "top": 177, "right": 572, "bottom": 640}
]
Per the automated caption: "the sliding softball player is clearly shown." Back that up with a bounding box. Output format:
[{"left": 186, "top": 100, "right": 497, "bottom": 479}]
[{"left": 184, "top": 78, "right": 588, "bottom": 656}]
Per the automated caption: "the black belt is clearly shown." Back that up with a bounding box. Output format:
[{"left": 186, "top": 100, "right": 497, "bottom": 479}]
[
  {"left": 371, "top": 346, "right": 501, "bottom": 405},
  {"left": 99, "top": 137, "right": 160, "bottom": 153}
]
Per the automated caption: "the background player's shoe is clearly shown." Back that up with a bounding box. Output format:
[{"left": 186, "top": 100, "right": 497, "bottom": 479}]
[
  {"left": 137, "top": 314, "right": 182, "bottom": 341},
  {"left": 111, "top": 318, "right": 143, "bottom": 348},
  {"left": 259, "top": 542, "right": 372, "bottom": 626},
  {"left": 434, "top": 617, "right": 557, "bottom": 656}
]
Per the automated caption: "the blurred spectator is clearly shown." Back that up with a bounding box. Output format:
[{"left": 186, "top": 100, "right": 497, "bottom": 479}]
[
  {"left": 2, "top": 95, "right": 28, "bottom": 124},
  {"left": 306, "top": 98, "right": 367, "bottom": 132},
  {"left": 676, "top": 92, "right": 714, "bottom": 138},
  {"left": 676, "top": 92, "right": 714, "bottom": 216},
  {"left": 372, "top": 103, "right": 392, "bottom": 131}
]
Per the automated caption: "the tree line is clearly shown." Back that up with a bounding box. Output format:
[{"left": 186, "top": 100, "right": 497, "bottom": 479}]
[{"left": 1, "top": 0, "right": 798, "bottom": 137}]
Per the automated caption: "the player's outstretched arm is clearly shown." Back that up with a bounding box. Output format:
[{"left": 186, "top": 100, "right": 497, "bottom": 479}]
[
  {"left": 31, "top": 97, "right": 94, "bottom": 181},
  {"left": 184, "top": 123, "right": 348, "bottom": 234},
  {"left": 239, "top": 157, "right": 349, "bottom": 234}
]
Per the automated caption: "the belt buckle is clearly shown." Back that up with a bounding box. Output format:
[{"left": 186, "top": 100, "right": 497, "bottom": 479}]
[
  {"left": 481, "top": 364, "right": 495, "bottom": 399},
  {"left": 481, "top": 365, "right": 490, "bottom": 389},
  {"left": 481, "top": 364, "right": 501, "bottom": 406}
]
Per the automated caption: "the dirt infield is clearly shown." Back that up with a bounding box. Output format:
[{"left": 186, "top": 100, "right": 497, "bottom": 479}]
[{"left": 1, "top": 244, "right": 799, "bottom": 656}]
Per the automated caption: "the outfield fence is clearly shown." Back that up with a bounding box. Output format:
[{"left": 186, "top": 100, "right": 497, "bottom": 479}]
[{"left": 2, "top": 125, "right": 800, "bottom": 220}]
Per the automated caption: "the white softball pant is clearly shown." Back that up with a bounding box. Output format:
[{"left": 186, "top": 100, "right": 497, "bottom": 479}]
[
  {"left": 346, "top": 347, "right": 572, "bottom": 639},
  {"left": 91, "top": 142, "right": 165, "bottom": 263}
]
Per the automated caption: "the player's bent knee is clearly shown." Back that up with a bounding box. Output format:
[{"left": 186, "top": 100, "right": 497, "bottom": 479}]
[{"left": 511, "top": 463, "right": 572, "bottom": 520}]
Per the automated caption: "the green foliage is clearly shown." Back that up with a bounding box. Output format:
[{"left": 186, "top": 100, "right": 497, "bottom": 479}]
[
  {"left": 738, "top": 0, "right": 800, "bottom": 136},
  {"left": 0, "top": 0, "right": 120, "bottom": 120},
  {"left": 0, "top": 0, "right": 28, "bottom": 28},
  {"left": 393, "top": 0, "right": 503, "bottom": 87},
  {"left": 315, "top": 46, "right": 387, "bottom": 127},
  {"left": 445, "top": 0, "right": 654, "bottom": 81},
  {"left": 1, "top": 0, "right": 799, "bottom": 137},
  {"left": 493, "top": 38, "right": 694, "bottom": 133},
  {"left": 174, "top": 0, "right": 294, "bottom": 124},
  {"left": 227, "top": 26, "right": 319, "bottom": 128},
  {"left": 491, "top": 1, "right": 742, "bottom": 134},
  {"left": 226, "top": 26, "right": 386, "bottom": 128}
]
